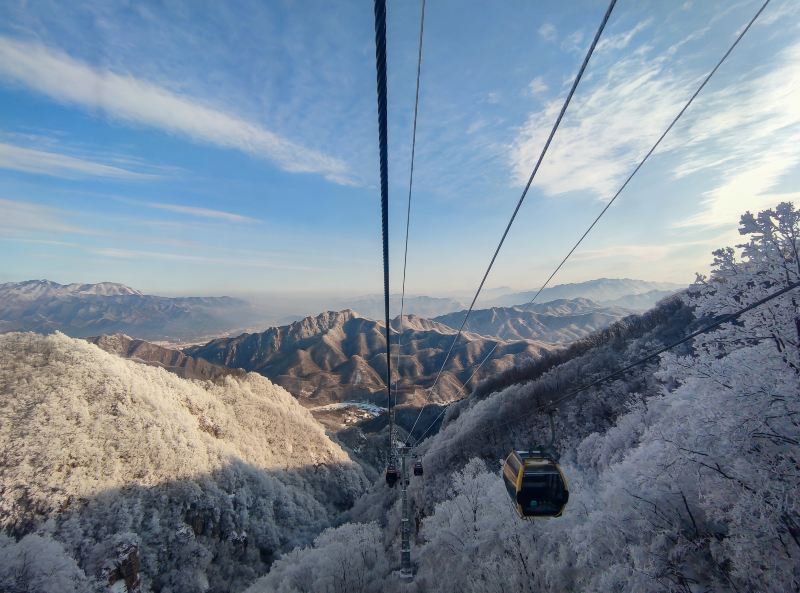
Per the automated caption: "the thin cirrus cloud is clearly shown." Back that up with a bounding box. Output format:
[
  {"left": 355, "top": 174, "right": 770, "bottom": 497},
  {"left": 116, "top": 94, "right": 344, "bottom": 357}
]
[
  {"left": 0, "top": 141, "right": 154, "bottom": 180},
  {"left": 0, "top": 197, "right": 95, "bottom": 236},
  {"left": 569, "top": 236, "right": 724, "bottom": 263},
  {"left": 0, "top": 36, "right": 353, "bottom": 185},
  {"left": 145, "top": 202, "right": 260, "bottom": 224},
  {"left": 509, "top": 20, "right": 800, "bottom": 229},
  {"left": 595, "top": 18, "right": 653, "bottom": 53},
  {"left": 91, "top": 247, "right": 317, "bottom": 271}
]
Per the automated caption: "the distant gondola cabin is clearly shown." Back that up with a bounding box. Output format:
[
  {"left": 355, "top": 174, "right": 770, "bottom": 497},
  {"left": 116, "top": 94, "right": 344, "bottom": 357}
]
[
  {"left": 502, "top": 450, "right": 569, "bottom": 518},
  {"left": 386, "top": 464, "right": 400, "bottom": 487}
]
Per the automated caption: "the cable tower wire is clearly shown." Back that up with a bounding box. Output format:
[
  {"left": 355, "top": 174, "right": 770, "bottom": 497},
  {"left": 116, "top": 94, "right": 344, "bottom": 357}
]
[
  {"left": 407, "top": 0, "right": 618, "bottom": 439},
  {"left": 393, "top": 0, "right": 427, "bottom": 412},
  {"left": 411, "top": 0, "right": 773, "bottom": 445}
]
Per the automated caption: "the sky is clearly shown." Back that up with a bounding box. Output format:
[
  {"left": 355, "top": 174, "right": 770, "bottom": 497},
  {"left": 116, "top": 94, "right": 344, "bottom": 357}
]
[{"left": 0, "top": 0, "right": 798, "bottom": 307}]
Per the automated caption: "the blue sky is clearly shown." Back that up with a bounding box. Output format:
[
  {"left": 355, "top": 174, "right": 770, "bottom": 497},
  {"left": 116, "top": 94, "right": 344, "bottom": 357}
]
[{"left": 0, "top": 0, "right": 798, "bottom": 305}]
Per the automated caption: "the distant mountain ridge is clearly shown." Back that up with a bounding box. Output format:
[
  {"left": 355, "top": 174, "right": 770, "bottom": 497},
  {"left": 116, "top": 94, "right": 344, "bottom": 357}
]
[
  {"left": 0, "top": 279, "right": 254, "bottom": 341},
  {"left": 602, "top": 289, "right": 678, "bottom": 310},
  {"left": 343, "top": 294, "right": 466, "bottom": 320},
  {"left": 186, "top": 309, "right": 551, "bottom": 406},
  {"left": 489, "top": 277, "right": 682, "bottom": 309},
  {"left": 1, "top": 279, "right": 143, "bottom": 299},
  {"left": 434, "top": 297, "right": 633, "bottom": 343}
]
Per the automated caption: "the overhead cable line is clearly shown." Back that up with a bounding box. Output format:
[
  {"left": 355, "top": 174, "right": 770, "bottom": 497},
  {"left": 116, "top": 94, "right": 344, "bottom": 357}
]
[
  {"left": 393, "top": 0, "right": 427, "bottom": 411},
  {"left": 422, "top": 280, "right": 800, "bottom": 452},
  {"left": 372, "top": 0, "right": 393, "bottom": 456},
  {"left": 412, "top": 0, "right": 772, "bottom": 444},
  {"left": 407, "top": 0, "right": 618, "bottom": 439}
]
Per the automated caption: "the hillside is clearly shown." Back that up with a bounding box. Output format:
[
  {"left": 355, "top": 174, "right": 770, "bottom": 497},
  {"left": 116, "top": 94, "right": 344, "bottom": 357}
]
[
  {"left": 186, "top": 310, "right": 551, "bottom": 407},
  {"left": 87, "top": 333, "right": 245, "bottom": 381},
  {"left": 489, "top": 277, "right": 681, "bottom": 308},
  {"left": 433, "top": 297, "right": 632, "bottom": 342},
  {"left": 0, "top": 332, "right": 367, "bottom": 593},
  {"left": 0, "top": 280, "right": 256, "bottom": 341}
]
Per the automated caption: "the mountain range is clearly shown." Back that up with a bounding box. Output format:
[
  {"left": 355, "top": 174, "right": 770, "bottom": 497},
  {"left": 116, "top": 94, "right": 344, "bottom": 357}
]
[
  {"left": 185, "top": 309, "right": 551, "bottom": 407},
  {"left": 487, "top": 277, "right": 681, "bottom": 308},
  {"left": 0, "top": 280, "right": 256, "bottom": 341},
  {"left": 0, "top": 278, "right": 681, "bottom": 344},
  {"left": 433, "top": 297, "right": 633, "bottom": 342}
]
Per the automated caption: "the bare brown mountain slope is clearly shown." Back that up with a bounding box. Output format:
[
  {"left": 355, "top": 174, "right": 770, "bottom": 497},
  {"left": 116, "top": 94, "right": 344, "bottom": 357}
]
[
  {"left": 87, "top": 333, "right": 244, "bottom": 381},
  {"left": 185, "top": 310, "right": 551, "bottom": 407}
]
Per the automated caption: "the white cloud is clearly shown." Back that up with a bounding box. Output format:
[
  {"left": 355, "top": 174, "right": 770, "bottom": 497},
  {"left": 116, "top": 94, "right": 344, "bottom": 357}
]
[
  {"left": 137, "top": 201, "right": 260, "bottom": 223},
  {"left": 538, "top": 22, "right": 557, "bottom": 42},
  {"left": 0, "top": 36, "right": 352, "bottom": 184},
  {"left": 0, "top": 141, "right": 153, "bottom": 180},
  {"left": 673, "top": 41, "right": 800, "bottom": 227},
  {"left": 561, "top": 30, "right": 585, "bottom": 54},
  {"left": 92, "top": 247, "right": 315, "bottom": 270},
  {"left": 677, "top": 139, "right": 800, "bottom": 228},
  {"left": 596, "top": 19, "right": 652, "bottom": 53},
  {"left": 510, "top": 48, "right": 686, "bottom": 197},
  {"left": 527, "top": 76, "right": 549, "bottom": 98},
  {"left": 0, "top": 197, "right": 94, "bottom": 235},
  {"left": 509, "top": 24, "right": 800, "bottom": 232},
  {"left": 466, "top": 119, "right": 488, "bottom": 135},
  {"left": 570, "top": 236, "right": 723, "bottom": 262}
]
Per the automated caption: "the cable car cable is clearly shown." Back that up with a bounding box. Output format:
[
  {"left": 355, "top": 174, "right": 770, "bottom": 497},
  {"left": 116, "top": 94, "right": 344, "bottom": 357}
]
[
  {"left": 419, "top": 280, "right": 800, "bottom": 454},
  {"left": 372, "top": 0, "right": 393, "bottom": 458},
  {"left": 411, "top": 0, "right": 772, "bottom": 445},
  {"left": 393, "top": 0, "right": 427, "bottom": 412},
  {"left": 406, "top": 0, "right": 618, "bottom": 439}
]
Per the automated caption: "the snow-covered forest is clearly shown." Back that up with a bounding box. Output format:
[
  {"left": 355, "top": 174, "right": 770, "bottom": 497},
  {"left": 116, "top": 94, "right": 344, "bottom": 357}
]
[
  {"left": 249, "top": 204, "right": 800, "bottom": 593},
  {"left": 0, "top": 334, "right": 366, "bottom": 592}
]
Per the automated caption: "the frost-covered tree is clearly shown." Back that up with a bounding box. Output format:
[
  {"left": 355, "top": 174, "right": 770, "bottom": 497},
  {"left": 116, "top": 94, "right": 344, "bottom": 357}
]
[
  {"left": 0, "top": 332, "right": 367, "bottom": 593},
  {"left": 245, "top": 522, "right": 390, "bottom": 593},
  {"left": 0, "top": 534, "right": 99, "bottom": 593}
]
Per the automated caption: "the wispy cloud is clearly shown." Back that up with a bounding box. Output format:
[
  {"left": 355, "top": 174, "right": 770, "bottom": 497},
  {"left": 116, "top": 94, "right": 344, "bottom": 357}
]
[
  {"left": 509, "top": 21, "right": 800, "bottom": 232},
  {"left": 0, "top": 36, "right": 352, "bottom": 185},
  {"left": 561, "top": 30, "right": 585, "bottom": 54},
  {"left": 0, "top": 197, "right": 95, "bottom": 235},
  {"left": 0, "top": 141, "right": 154, "bottom": 180},
  {"left": 527, "top": 76, "right": 549, "bottom": 98},
  {"left": 538, "top": 22, "right": 557, "bottom": 42},
  {"left": 510, "top": 45, "right": 687, "bottom": 197},
  {"left": 596, "top": 19, "right": 652, "bottom": 53},
  {"left": 92, "top": 247, "right": 316, "bottom": 271},
  {"left": 570, "top": 237, "right": 722, "bottom": 262},
  {"left": 673, "top": 41, "right": 800, "bottom": 227},
  {"left": 119, "top": 199, "right": 260, "bottom": 223}
]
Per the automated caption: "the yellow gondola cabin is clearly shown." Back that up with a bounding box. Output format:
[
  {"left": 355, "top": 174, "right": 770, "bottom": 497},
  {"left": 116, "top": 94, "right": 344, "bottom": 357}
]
[{"left": 502, "top": 450, "right": 569, "bottom": 518}]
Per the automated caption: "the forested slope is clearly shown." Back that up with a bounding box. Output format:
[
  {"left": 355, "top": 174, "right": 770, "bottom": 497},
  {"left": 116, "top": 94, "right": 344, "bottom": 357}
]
[
  {"left": 0, "top": 333, "right": 367, "bottom": 593},
  {"left": 249, "top": 204, "right": 800, "bottom": 593}
]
